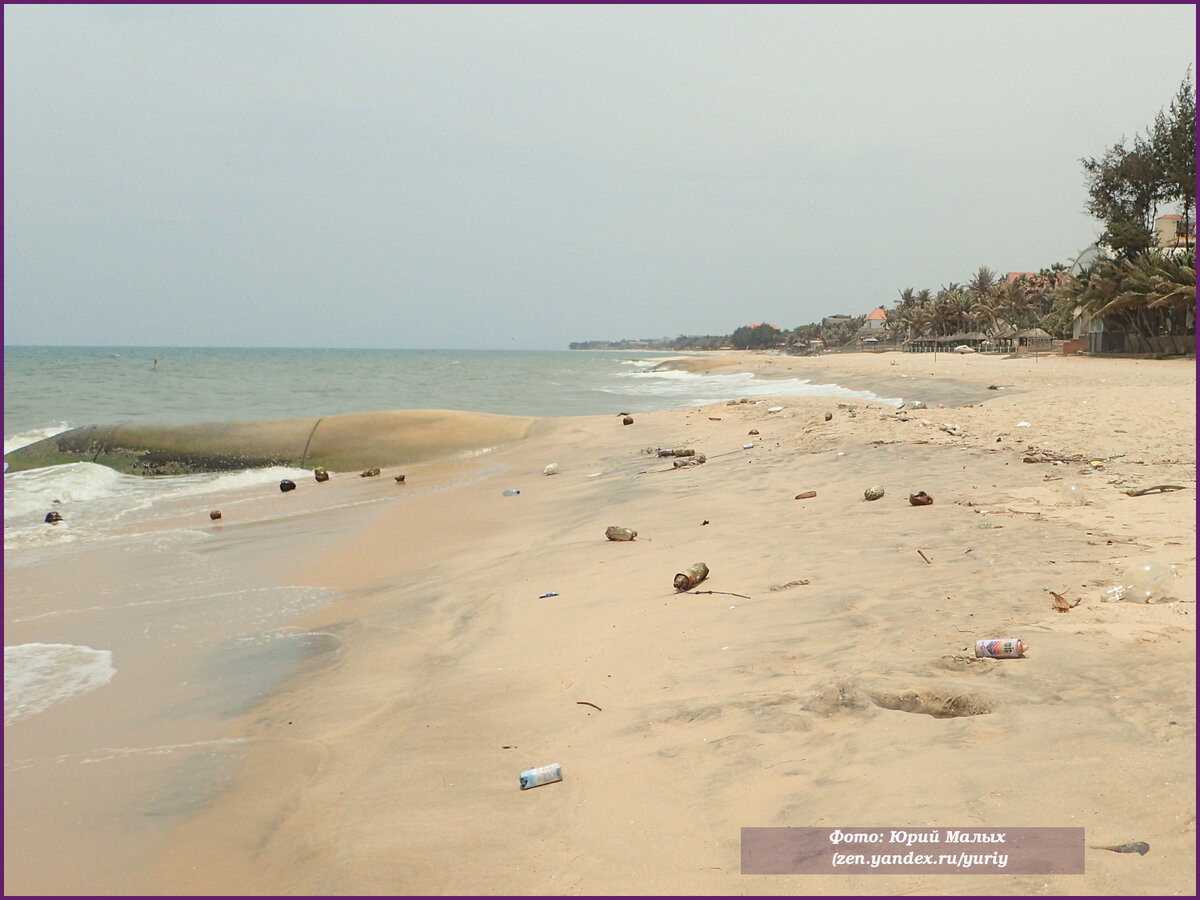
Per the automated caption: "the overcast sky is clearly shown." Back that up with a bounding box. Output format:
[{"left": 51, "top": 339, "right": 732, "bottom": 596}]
[{"left": 4, "top": 4, "right": 1196, "bottom": 350}]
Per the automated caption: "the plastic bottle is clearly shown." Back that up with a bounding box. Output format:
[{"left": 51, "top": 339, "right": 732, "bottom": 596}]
[
  {"left": 519, "top": 763, "right": 562, "bottom": 790},
  {"left": 1120, "top": 559, "right": 1179, "bottom": 603},
  {"left": 502, "top": 489, "right": 520, "bottom": 496}
]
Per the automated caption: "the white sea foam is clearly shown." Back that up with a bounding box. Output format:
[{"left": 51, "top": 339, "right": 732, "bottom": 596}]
[
  {"left": 614, "top": 368, "right": 904, "bottom": 406},
  {"left": 4, "top": 423, "right": 74, "bottom": 456},
  {"left": 3, "top": 462, "right": 317, "bottom": 550},
  {"left": 4, "top": 643, "right": 116, "bottom": 725}
]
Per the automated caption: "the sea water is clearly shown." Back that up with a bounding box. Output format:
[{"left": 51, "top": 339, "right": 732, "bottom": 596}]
[{"left": 3, "top": 346, "right": 902, "bottom": 892}]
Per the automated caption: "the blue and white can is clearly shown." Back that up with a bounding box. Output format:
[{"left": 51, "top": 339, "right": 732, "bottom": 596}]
[{"left": 519, "top": 763, "right": 562, "bottom": 790}]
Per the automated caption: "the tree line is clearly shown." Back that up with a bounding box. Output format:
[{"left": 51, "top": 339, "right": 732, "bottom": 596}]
[{"left": 889, "top": 70, "right": 1194, "bottom": 350}]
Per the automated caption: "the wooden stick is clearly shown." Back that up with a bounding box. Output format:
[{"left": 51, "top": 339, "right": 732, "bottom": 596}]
[
  {"left": 917, "top": 550, "right": 932, "bottom": 565},
  {"left": 576, "top": 701, "right": 602, "bottom": 711},
  {"left": 690, "top": 590, "right": 751, "bottom": 599},
  {"left": 1124, "top": 484, "right": 1186, "bottom": 496}
]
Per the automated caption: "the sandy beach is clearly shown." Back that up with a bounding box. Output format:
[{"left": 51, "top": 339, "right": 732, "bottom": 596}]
[{"left": 142, "top": 350, "right": 1195, "bottom": 896}]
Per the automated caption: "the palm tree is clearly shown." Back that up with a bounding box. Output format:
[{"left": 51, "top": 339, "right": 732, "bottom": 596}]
[
  {"left": 889, "top": 287, "right": 918, "bottom": 339},
  {"left": 937, "top": 284, "right": 971, "bottom": 334},
  {"left": 971, "top": 282, "right": 1006, "bottom": 335},
  {"left": 1059, "top": 250, "right": 1195, "bottom": 353}
]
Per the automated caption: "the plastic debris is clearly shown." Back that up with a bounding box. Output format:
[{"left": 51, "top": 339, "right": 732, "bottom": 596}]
[{"left": 674, "top": 562, "right": 710, "bottom": 591}]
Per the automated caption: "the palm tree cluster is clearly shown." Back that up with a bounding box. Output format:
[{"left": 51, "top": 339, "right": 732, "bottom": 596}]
[
  {"left": 886, "top": 266, "right": 1061, "bottom": 342},
  {"left": 1053, "top": 250, "right": 1195, "bottom": 354}
]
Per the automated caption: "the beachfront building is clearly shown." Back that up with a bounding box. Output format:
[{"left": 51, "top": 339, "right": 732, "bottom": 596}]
[
  {"left": 1154, "top": 214, "right": 1196, "bottom": 251},
  {"left": 861, "top": 307, "right": 887, "bottom": 331}
]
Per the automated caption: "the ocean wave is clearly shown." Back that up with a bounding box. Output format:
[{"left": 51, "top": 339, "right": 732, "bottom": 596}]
[
  {"left": 609, "top": 368, "right": 904, "bottom": 406},
  {"left": 4, "top": 423, "right": 73, "bottom": 456},
  {"left": 3, "top": 462, "right": 317, "bottom": 550}
]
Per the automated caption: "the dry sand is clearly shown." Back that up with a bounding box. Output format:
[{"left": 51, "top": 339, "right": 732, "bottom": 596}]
[{"left": 153, "top": 351, "right": 1196, "bottom": 896}]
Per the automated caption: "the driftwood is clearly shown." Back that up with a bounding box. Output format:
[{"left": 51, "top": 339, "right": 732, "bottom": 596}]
[
  {"left": 1023, "top": 451, "right": 1083, "bottom": 463},
  {"left": 1124, "top": 484, "right": 1185, "bottom": 496}
]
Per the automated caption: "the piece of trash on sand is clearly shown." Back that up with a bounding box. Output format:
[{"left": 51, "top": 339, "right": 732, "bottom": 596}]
[
  {"left": 314, "top": 466, "right": 330, "bottom": 482},
  {"left": 605, "top": 525, "right": 637, "bottom": 541},
  {"left": 767, "top": 406, "right": 783, "bottom": 413},
  {"left": 1124, "top": 484, "right": 1185, "bottom": 496},
  {"left": 1117, "top": 559, "right": 1179, "bottom": 603},
  {"left": 864, "top": 485, "right": 884, "bottom": 501},
  {"left": 519, "top": 763, "right": 562, "bottom": 790},
  {"left": 975, "top": 638, "right": 1027, "bottom": 659},
  {"left": 543, "top": 463, "right": 558, "bottom": 475},
  {"left": 674, "top": 562, "right": 710, "bottom": 591},
  {"left": 1016, "top": 421, "right": 1031, "bottom": 427},
  {"left": 1059, "top": 483, "right": 1086, "bottom": 506},
  {"left": 394, "top": 473, "right": 406, "bottom": 483},
  {"left": 539, "top": 592, "right": 559, "bottom": 599},
  {"left": 1090, "top": 841, "right": 1149, "bottom": 855},
  {"left": 794, "top": 490, "right": 817, "bottom": 500},
  {"left": 279, "top": 479, "right": 297, "bottom": 493},
  {"left": 909, "top": 491, "right": 933, "bottom": 506},
  {"left": 502, "top": 489, "right": 520, "bottom": 496}
]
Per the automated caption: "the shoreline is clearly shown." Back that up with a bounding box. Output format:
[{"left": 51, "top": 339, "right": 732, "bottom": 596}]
[
  {"left": 151, "top": 351, "right": 1194, "bottom": 895},
  {"left": 9, "top": 352, "right": 1194, "bottom": 896}
]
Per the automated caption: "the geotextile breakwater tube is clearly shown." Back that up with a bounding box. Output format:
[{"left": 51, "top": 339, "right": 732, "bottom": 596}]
[{"left": 3, "top": 409, "right": 542, "bottom": 475}]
